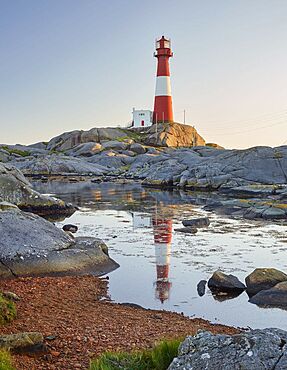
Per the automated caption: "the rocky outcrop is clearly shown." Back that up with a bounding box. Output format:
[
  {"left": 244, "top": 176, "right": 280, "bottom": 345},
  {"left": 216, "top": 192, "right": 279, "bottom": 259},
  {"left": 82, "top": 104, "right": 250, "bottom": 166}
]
[
  {"left": 0, "top": 162, "right": 74, "bottom": 215},
  {"left": 144, "top": 122, "right": 205, "bottom": 147},
  {"left": 11, "top": 154, "right": 109, "bottom": 176},
  {"left": 137, "top": 146, "right": 287, "bottom": 190},
  {"left": 0, "top": 209, "right": 119, "bottom": 277},
  {"left": 46, "top": 127, "right": 129, "bottom": 151},
  {"left": 245, "top": 268, "right": 287, "bottom": 296},
  {"left": 168, "top": 329, "right": 287, "bottom": 370}
]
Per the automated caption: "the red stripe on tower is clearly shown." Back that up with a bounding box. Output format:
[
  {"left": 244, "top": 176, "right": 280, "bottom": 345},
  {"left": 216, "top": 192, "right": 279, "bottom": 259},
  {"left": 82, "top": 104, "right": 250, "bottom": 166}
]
[{"left": 153, "top": 36, "right": 174, "bottom": 124}]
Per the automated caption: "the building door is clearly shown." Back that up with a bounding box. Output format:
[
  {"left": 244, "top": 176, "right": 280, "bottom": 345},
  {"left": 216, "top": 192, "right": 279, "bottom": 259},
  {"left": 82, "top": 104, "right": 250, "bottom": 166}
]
[{"left": 141, "top": 120, "right": 144, "bottom": 127}]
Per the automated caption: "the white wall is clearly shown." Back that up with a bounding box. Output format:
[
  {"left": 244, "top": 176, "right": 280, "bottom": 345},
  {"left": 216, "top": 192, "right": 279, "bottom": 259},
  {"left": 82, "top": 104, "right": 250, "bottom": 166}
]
[{"left": 132, "top": 109, "right": 152, "bottom": 128}]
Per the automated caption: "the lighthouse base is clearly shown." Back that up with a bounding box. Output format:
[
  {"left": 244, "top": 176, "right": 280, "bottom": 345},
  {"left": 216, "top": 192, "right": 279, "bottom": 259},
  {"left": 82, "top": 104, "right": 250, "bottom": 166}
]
[{"left": 144, "top": 121, "right": 206, "bottom": 148}]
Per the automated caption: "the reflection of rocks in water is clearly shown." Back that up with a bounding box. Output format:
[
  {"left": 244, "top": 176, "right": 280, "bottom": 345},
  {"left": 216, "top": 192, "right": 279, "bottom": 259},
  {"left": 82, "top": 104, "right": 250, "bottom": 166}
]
[
  {"left": 249, "top": 282, "right": 287, "bottom": 310},
  {"left": 211, "top": 290, "right": 245, "bottom": 302}
]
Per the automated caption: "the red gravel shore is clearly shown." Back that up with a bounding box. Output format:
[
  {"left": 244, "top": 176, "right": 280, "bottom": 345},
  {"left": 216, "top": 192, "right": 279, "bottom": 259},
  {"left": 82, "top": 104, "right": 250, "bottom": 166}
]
[{"left": 0, "top": 275, "right": 239, "bottom": 369}]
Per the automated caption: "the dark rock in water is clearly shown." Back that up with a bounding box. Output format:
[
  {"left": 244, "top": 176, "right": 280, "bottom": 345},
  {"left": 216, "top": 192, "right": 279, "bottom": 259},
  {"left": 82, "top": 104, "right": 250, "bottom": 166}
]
[
  {"left": 249, "top": 281, "right": 287, "bottom": 308},
  {"left": 182, "top": 217, "right": 210, "bottom": 228},
  {"left": 63, "top": 224, "right": 78, "bottom": 233},
  {"left": 245, "top": 268, "right": 287, "bottom": 296},
  {"left": 197, "top": 280, "right": 207, "bottom": 296},
  {"left": 168, "top": 328, "right": 287, "bottom": 370},
  {"left": 208, "top": 270, "right": 246, "bottom": 292},
  {"left": 174, "top": 227, "right": 198, "bottom": 234}
]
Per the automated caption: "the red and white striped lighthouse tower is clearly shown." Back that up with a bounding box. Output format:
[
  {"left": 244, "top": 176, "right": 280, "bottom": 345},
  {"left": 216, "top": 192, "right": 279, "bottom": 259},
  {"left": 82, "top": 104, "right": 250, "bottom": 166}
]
[{"left": 153, "top": 36, "right": 174, "bottom": 124}]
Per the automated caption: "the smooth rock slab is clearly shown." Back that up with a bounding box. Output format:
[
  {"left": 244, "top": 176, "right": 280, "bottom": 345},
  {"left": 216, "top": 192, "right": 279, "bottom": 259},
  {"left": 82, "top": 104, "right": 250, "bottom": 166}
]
[
  {"left": 168, "top": 329, "right": 287, "bottom": 370},
  {"left": 245, "top": 268, "right": 287, "bottom": 296},
  {"left": 0, "top": 209, "right": 119, "bottom": 277},
  {"left": 249, "top": 281, "right": 287, "bottom": 308},
  {"left": 208, "top": 270, "right": 246, "bottom": 292}
]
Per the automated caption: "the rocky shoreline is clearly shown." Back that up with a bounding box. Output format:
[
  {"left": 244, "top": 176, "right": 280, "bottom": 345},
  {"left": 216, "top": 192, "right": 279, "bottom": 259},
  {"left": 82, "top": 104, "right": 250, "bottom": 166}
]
[{"left": 0, "top": 275, "right": 239, "bottom": 370}]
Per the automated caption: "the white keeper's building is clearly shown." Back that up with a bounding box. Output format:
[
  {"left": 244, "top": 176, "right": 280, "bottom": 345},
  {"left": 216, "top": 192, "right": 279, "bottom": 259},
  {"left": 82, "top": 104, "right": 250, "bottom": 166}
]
[{"left": 132, "top": 108, "right": 153, "bottom": 128}]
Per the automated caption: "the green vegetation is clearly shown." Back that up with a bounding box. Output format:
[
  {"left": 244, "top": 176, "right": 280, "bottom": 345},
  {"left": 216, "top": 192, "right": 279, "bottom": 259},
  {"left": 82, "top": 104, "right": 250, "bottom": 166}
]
[
  {"left": 0, "top": 294, "right": 16, "bottom": 325},
  {"left": 0, "top": 350, "right": 15, "bottom": 370},
  {"left": 1, "top": 146, "right": 29, "bottom": 157},
  {"left": 119, "top": 128, "right": 145, "bottom": 142},
  {"left": 90, "top": 338, "right": 181, "bottom": 370}
]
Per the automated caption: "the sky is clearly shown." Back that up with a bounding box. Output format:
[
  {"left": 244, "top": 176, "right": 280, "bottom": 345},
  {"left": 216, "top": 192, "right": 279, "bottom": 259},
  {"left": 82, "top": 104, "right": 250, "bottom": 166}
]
[{"left": 1, "top": 0, "right": 287, "bottom": 149}]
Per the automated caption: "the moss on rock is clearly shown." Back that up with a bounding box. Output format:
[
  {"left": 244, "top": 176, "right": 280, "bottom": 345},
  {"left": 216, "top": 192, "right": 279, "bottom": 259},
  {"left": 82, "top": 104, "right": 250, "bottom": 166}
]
[{"left": 0, "top": 294, "right": 16, "bottom": 325}]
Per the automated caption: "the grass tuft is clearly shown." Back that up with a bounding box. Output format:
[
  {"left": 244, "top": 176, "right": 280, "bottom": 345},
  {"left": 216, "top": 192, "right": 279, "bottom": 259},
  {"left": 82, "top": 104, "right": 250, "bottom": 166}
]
[
  {"left": 0, "top": 294, "right": 16, "bottom": 325},
  {"left": 90, "top": 338, "right": 182, "bottom": 370},
  {"left": 0, "top": 350, "right": 15, "bottom": 370}
]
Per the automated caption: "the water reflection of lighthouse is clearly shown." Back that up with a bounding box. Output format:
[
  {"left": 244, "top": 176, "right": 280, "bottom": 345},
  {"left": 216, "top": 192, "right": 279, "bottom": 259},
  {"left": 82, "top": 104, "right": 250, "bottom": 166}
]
[{"left": 152, "top": 215, "right": 172, "bottom": 303}]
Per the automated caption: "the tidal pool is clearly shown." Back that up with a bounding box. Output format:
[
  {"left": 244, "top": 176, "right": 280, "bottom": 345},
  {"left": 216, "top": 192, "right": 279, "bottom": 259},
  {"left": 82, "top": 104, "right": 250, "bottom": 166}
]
[{"left": 34, "top": 180, "right": 287, "bottom": 329}]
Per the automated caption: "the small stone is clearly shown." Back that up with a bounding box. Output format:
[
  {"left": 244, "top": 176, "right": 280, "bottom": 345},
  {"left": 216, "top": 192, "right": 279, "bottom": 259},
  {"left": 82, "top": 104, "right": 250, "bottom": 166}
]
[
  {"left": 3, "top": 291, "right": 21, "bottom": 301},
  {"left": 63, "top": 224, "right": 78, "bottom": 233}
]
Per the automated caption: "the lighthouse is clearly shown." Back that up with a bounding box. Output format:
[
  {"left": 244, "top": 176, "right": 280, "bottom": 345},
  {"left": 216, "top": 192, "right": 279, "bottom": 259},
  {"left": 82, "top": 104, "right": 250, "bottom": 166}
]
[{"left": 153, "top": 36, "right": 174, "bottom": 124}]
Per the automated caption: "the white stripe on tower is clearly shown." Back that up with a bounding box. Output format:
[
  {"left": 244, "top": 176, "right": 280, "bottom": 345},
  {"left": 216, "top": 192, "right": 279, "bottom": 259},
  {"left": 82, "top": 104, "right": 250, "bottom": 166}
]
[{"left": 155, "top": 76, "right": 172, "bottom": 96}]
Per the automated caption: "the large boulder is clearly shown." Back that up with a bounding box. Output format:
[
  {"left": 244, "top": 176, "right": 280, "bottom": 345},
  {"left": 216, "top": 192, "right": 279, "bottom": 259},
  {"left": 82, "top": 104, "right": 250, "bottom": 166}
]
[
  {"left": 168, "top": 329, "right": 287, "bottom": 370},
  {"left": 144, "top": 122, "right": 205, "bottom": 147},
  {"left": 46, "top": 127, "right": 129, "bottom": 151},
  {"left": 101, "top": 140, "right": 128, "bottom": 151},
  {"left": 68, "top": 142, "right": 103, "bottom": 157},
  {"left": 208, "top": 271, "right": 246, "bottom": 292},
  {"left": 0, "top": 209, "right": 119, "bottom": 277},
  {"left": 249, "top": 281, "right": 287, "bottom": 308},
  {"left": 0, "top": 163, "right": 74, "bottom": 216},
  {"left": 245, "top": 268, "right": 287, "bottom": 296}
]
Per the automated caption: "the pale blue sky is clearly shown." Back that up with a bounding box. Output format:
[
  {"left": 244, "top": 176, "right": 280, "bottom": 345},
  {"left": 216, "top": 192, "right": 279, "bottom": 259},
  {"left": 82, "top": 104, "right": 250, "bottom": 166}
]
[{"left": 1, "top": 0, "right": 287, "bottom": 148}]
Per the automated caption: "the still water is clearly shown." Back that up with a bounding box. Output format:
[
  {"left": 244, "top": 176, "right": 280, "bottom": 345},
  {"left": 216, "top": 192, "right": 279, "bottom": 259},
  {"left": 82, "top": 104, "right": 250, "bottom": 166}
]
[{"left": 34, "top": 181, "right": 287, "bottom": 330}]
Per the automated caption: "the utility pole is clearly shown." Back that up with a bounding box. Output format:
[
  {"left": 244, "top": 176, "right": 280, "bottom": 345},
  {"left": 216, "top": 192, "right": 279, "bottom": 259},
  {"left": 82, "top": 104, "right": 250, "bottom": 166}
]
[{"left": 155, "top": 113, "right": 158, "bottom": 135}]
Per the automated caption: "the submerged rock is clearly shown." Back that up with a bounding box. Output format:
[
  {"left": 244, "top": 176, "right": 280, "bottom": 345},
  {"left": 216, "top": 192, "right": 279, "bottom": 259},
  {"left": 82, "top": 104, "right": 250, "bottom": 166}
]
[
  {"left": 208, "top": 271, "right": 246, "bottom": 292},
  {"left": 245, "top": 268, "right": 287, "bottom": 296},
  {"left": 174, "top": 227, "right": 198, "bottom": 234},
  {"left": 249, "top": 281, "right": 287, "bottom": 308},
  {"left": 182, "top": 217, "right": 210, "bottom": 228},
  {"left": 168, "top": 328, "right": 287, "bottom": 370}
]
